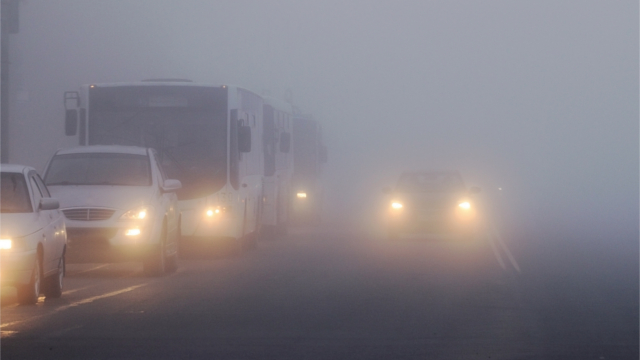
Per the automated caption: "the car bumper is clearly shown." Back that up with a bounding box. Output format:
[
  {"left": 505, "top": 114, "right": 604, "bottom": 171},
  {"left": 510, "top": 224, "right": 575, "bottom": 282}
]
[
  {"left": 388, "top": 211, "right": 479, "bottom": 234},
  {"left": 65, "top": 225, "right": 157, "bottom": 263},
  {"left": 181, "top": 208, "right": 238, "bottom": 238},
  {"left": 1, "top": 250, "right": 37, "bottom": 287}
]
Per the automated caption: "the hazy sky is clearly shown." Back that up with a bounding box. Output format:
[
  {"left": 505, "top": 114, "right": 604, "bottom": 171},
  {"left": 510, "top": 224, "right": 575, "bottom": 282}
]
[{"left": 7, "top": 1, "right": 638, "bottom": 238}]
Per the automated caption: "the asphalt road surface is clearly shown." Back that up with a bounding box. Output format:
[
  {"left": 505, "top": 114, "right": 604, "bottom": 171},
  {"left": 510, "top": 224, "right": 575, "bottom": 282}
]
[{"left": 1, "top": 225, "right": 637, "bottom": 359}]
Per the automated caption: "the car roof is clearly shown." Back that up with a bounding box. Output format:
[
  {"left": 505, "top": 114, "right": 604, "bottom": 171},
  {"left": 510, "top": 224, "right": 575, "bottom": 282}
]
[
  {"left": 55, "top": 145, "right": 149, "bottom": 156},
  {"left": 0, "top": 164, "right": 35, "bottom": 174}
]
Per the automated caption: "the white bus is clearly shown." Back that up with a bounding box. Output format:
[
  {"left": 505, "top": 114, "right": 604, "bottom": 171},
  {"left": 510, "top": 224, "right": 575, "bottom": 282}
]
[
  {"left": 64, "top": 80, "right": 267, "bottom": 251},
  {"left": 261, "top": 97, "right": 293, "bottom": 236}
]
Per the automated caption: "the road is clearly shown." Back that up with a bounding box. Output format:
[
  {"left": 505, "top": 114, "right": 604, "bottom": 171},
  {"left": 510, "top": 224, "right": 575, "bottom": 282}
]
[{"left": 1, "top": 225, "right": 637, "bottom": 359}]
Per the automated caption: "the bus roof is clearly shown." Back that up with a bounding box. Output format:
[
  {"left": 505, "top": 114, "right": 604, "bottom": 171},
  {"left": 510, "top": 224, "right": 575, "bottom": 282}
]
[{"left": 83, "top": 82, "right": 260, "bottom": 97}]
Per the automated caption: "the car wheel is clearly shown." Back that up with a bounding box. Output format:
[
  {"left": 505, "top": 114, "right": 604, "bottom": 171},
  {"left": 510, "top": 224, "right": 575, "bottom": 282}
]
[
  {"left": 143, "top": 224, "right": 166, "bottom": 276},
  {"left": 44, "top": 255, "right": 65, "bottom": 299},
  {"left": 17, "top": 256, "right": 42, "bottom": 305},
  {"left": 164, "top": 219, "right": 179, "bottom": 273}
]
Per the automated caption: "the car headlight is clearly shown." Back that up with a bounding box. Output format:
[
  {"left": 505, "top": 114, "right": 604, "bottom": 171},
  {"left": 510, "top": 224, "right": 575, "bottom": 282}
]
[
  {"left": 458, "top": 201, "right": 471, "bottom": 210},
  {"left": 391, "top": 202, "right": 403, "bottom": 209},
  {"left": 296, "top": 192, "right": 307, "bottom": 199},
  {"left": 0, "top": 239, "right": 12, "bottom": 250},
  {"left": 120, "top": 206, "right": 152, "bottom": 220},
  {"left": 205, "top": 206, "right": 230, "bottom": 217}
]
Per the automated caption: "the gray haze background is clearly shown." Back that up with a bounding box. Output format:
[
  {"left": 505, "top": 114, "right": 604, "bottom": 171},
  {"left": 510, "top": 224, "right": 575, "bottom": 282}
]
[{"left": 5, "top": 1, "right": 638, "bottom": 241}]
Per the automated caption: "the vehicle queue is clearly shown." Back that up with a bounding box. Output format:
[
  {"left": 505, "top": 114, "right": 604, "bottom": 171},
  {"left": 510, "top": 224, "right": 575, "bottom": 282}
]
[{"left": 1, "top": 80, "right": 327, "bottom": 304}]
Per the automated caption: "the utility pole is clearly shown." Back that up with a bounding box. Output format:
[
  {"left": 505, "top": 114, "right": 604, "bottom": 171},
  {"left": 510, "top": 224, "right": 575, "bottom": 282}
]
[{"left": 0, "top": 0, "right": 19, "bottom": 163}]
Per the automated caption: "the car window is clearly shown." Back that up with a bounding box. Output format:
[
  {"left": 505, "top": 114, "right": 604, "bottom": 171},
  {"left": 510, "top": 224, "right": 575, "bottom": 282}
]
[
  {"left": 152, "top": 151, "right": 167, "bottom": 183},
  {"left": 45, "top": 153, "right": 152, "bottom": 186},
  {"left": 30, "top": 176, "right": 43, "bottom": 209},
  {"left": 34, "top": 174, "right": 51, "bottom": 197},
  {"left": 0, "top": 172, "right": 33, "bottom": 213}
]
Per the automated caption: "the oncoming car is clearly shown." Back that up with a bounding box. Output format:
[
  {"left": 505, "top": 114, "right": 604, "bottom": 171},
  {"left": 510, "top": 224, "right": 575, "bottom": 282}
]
[
  {"left": 1, "top": 165, "right": 67, "bottom": 304},
  {"left": 384, "top": 171, "right": 481, "bottom": 239},
  {"left": 43, "top": 146, "right": 182, "bottom": 276}
]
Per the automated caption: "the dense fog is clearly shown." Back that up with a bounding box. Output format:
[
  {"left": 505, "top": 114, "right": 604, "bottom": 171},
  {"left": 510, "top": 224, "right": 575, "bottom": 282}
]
[{"left": 5, "top": 1, "right": 638, "bottom": 241}]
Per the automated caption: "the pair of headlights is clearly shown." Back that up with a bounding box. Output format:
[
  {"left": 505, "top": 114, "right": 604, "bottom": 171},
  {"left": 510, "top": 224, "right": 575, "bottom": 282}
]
[
  {"left": 120, "top": 206, "right": 152, "bottom": 236},
  {"left": 205, "top": 206, "right": 231, "bottom": 217},
  {"left": 390, "top": 201, "right": 472, "bottom": 210}
]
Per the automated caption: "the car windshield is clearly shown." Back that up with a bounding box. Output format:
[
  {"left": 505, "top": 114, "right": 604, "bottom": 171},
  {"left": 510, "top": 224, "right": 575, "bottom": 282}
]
[
  {"left": 0, "top": 172, "right": 33, "bottom": 213},
  {"left": 45, "top": 153, "right": 151, "bottom": 186},
  {"left": 395, "top": 173, "right": 465, "bottom": 193}
]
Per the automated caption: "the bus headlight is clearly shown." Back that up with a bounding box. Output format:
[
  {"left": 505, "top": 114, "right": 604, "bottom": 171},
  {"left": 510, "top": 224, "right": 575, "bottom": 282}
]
[
  {"left": 205, "top": 206, "right": 229, "bottom": 217},
  {"left": 296, "top": 192, "right": 307, "bottom": 199},
  {"left": 458, "top": 201, "right": 471, "bottom": 210},
  {"left": 391, "top": 202, "right": 403, "bottom": 209}
]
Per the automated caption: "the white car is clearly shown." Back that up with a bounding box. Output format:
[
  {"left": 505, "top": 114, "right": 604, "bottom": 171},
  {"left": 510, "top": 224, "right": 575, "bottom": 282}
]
[
  {"left": 1, "top": 165, "right": 67, "bottom": 304},
  {"left": 384, "top": 170, "right": 482, "bottom": 239},
  {"left": 43, "top": 146, "right": 181, "bottom": 276}
]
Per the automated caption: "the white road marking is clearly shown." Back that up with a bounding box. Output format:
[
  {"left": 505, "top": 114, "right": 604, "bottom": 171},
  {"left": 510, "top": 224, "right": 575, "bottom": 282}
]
[
  {"left": 67, "top": 264, "right": 109, "bottom": 275},
  {"left": 487, "top": 221, "right": 522, "bottom": 273},
  {"left": 62, "top": 285, "right": 94, "bottom": 296},
  {"left": 54, "top": 284, "right": 147, "bottom": 311},
  {"left": 494, "top": 230, "right": 521, "bottom": 273},
  {"left": 487, "top": 231, "right": 507, "bottom": 270},
  {"left": 1, "top": 284, "right": 147, "bottom": 330}
]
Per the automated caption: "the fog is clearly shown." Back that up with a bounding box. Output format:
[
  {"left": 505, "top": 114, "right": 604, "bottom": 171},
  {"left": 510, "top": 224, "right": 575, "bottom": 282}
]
[{"left": 5, "top": 1, "right": 638, "bottom": 241}]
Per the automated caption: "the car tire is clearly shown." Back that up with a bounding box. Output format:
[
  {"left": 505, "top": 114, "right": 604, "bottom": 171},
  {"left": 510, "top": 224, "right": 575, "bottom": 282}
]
[
  {"left": 43, "top": 255, "right": 65, "bottom": 299},
  {"left": 17, "top": 256, "right": 42, "bottom": 305},
  {"left": 143, "top": 224, "right": 167, "bottom": 276}
]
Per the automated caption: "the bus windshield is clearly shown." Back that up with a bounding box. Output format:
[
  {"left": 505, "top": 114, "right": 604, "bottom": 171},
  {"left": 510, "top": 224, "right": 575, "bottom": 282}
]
[{"left": 87, "top": 86, "right": 228, "bottom": 200}]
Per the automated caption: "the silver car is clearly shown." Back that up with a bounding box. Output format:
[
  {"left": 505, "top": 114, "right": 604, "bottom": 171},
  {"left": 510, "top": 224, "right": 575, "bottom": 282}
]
[
  {"left": 1, "top": 165, "right": 67, "bottom": 304},
  {"left": 44, "top": 146, "right": 181, "bottom": 276}
]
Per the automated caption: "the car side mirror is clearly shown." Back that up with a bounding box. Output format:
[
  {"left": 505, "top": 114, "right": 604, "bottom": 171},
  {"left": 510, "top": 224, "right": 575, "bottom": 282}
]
[
  {"left": 238, "top": 125, "right": 252, "bottom": 153},
  {"left": 469, "top": 186, "right": 481, "bottom": 194},
  {"left": 65, "top": 109, "right": 78, "bottom": 136},
  {"left": 382, "top": 186, "right": 392, "bottom": 194},
  {"left": 40, "top": 198, "right": 60, "bottom": 210},
  {"left": 162, "top": 179, "right": 182, "bottom": 193},
  {"left": 279, "top": 132, "right": 291, "bottom": 153}
]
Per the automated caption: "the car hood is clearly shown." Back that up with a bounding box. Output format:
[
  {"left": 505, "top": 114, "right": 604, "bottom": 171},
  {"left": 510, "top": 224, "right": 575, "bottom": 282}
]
[
  {"left": 47, "top": 185, "right": 157, "bottom": 211},
  {"left": 0, "top": 213, "right": 43, "bottom": 238}
]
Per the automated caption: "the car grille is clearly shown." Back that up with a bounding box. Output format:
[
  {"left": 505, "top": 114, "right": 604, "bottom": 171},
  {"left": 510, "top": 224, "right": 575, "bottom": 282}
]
[
  {"left": 67, "top": 227, "right": 118, "bottom": 241},
  {"left": 63, "top": 208, "right": 115, "bottom": 221},
  {"left": 411, "top": 201, "right": 453, "bottom": 211}
]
